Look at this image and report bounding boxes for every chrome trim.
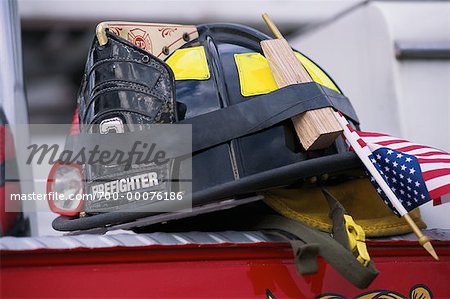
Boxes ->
[395,41,450,60]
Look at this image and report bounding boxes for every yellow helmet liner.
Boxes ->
[262,178,425,237]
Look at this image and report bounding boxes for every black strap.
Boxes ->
[290,240,320,275]
[323,188,351,250]
[251,188,377,289]
[181,82,358,153]
[67,82,357,156]
[252,214,378,289]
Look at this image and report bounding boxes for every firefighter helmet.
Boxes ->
[51,22,361,231]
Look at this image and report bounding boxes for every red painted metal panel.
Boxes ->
[0,183,21,235]
[1,241,449,298]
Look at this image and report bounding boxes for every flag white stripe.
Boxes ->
[358,132,450,156]
[349,131,361,139]
[372,140,419,147]
[406,148,450,156]
[367,143,383,152]
[420,163,450,172]
[375,141,437,152]
[360,135,404,144]
[359,137,423,149]
[416,154,450,160]
[366,141,450,157]
[426,174,450,191]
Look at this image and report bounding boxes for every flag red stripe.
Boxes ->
[422,168,450,180]
[346,124,355,133]
[357,138,367,148]
[416,151,450,157]
[370,140,449,157]
[433,197,442,206]
[396,145,435,152]
[375,139,410,146]
[355,131,388,137]
[418,158,450,164]
[429,185,450,199]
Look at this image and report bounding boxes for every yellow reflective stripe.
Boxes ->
[166,46,210,80]
[234,52,278,96]
[293,52,340,93]
[344,214,371,266]
[234,51,340,97]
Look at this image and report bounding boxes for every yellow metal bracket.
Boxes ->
[344,214,371,266]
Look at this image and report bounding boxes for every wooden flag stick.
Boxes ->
[334,111,439,260]
[403,213,438,260]
[260,13,342,150]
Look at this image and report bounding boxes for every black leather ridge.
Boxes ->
[78,31,177,127]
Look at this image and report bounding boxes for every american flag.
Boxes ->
[336,112,450,216]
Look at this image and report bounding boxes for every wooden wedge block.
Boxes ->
[261,38,342,150]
